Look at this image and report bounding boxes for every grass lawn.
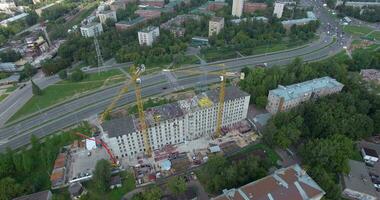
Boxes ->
[202,48,239,62]
[343,25,380,40]
[368,31,380,41]
[343,25,373,36]
[5,85,18,93]
[8,69,125,123]
[0,94,9,102]
[228,143,281,166]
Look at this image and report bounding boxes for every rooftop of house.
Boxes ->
[102,86,249,137]
[358,140,380,157]
[281,11,317,25]
[68,182,84,197]
[116,16,146,25]
[13,190,51,200]
[213,164,325,200]
[363,147,379,158]
[81,22,101,29]
[210,16,224,22]
[139,26,158,33]
[110,175,122,186]
[269,76,344,101]
[342,159,378,198]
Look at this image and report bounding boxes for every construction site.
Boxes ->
[50,65,260,188]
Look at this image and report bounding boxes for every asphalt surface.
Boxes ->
[0,1,351,152]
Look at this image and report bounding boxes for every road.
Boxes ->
[0,1,350,151]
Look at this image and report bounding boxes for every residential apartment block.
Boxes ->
[266,76,344,114]
[138,26,160,46]
[212,164,325,200]
[273,2,285,18]
[80,22,103,38]
[232,0,244,17]
[97,10,117,24]
[209,17,224,37]
[102,86,250,158]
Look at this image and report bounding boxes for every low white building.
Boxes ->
[102,86,250,159]
[209,17,224,37]
[80,22,103,38]
[361,147,379,164]
[266,76,344,114]
[138,26,160,46]
[97,10,117,24]
[273,2,285,18]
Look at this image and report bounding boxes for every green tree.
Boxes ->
[31,79,42,95]
[167,176,187,197]
[0,49,21,62]
[300,134,354,174]
[92,159,111,193]
[58,70,68,80]
[0,177,23,200]
[70,69,85,82]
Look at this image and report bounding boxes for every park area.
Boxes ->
[343,25,380,41]
[196,143,280,195]
[8,69,126,123]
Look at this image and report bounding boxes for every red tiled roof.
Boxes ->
[213,165,324,200]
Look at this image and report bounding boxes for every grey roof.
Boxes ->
[210,16,224,22]
[68,182,83,196]
[13,190,51,200]
[103,116,136,137]
[81,22,101,29]
[206,86,250,103]
[359,141,380,156]
[139,26,158,33]
[110,175,122,186]
[363,147,379,158]
[269,76,344,101]
[0,62,16,72]
[0,73,19,84]
[342,160,378,197]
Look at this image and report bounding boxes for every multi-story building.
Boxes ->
[209,17,224,37]
[97,10,117,24]
[110,0,126,11]
[243,2,267,14]
[232,0,244,17]
[266,76,344,114]
[273,2,285,18]
[213,164,325,200]
[102,86,250,158]
[80,22,103,38]
[138,26,160,46]
[135,9,161,20]
[281,11,317,30]
[115,17,146,31]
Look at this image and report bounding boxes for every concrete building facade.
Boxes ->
[209,17,224,37]
[97,10,117,24]
[80,22,103,37]
[102,87,250,158]
[266,76,344,114]
[232,0,244,17]
[273,2,285,18]
[138,26,160,46]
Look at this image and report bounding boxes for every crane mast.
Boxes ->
[215,73,226,138]
[132,66,152,157]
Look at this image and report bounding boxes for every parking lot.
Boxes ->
[68,147,110,182]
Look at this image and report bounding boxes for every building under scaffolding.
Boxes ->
[102,86,250,159]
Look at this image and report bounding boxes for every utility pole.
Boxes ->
[94,37,104,72]
[40,21,52,47]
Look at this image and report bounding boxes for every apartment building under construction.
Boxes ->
[101,86,250,159]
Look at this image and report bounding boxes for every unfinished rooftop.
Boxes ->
[102,86,249,137]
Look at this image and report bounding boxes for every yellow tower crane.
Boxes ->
[170,65,244,138]
[130,65,152,157]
